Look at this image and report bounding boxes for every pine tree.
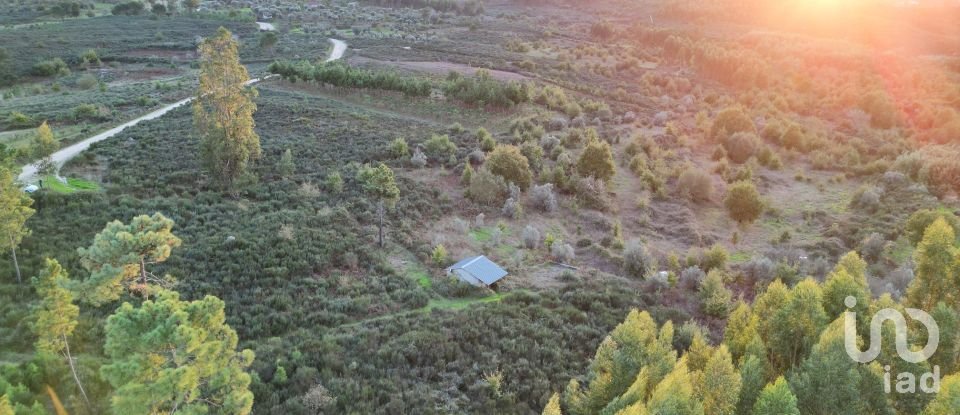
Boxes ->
[101,289,255,415]
[77,213,182,305]
[751,377,799,415]
[577,138,616,183]
[700,345,741,415]
[906,217,959,310]
[542,393,562,415]
[31,259,89,407]
[194,27,261,188]
[0,167,34,284]
[357,163,400,248]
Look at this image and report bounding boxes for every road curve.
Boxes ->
[18,38,347,183]
[327,39,347,62]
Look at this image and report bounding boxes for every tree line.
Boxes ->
[268,60,533,108]
[546,218,960,415]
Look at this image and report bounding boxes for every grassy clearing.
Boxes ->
[424,292,507,311]
[42,175,99,194]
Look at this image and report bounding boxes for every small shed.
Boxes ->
[446,255,508,287]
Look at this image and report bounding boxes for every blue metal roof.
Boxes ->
[447,255,508,285]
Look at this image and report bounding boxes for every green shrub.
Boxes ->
[677,167,713,203]
[710,107,755,143]
[30,58,70,77]
[6,111,36,129]
[423,134,457,163]
[388,137,409,158]
[780,124,806,151]
[724,181,763,224]
[76,74,98,90]
[859,90,897,129]
[432,244,448,267]
[467,168,507,206]
[485,145,532,190]
[72,103,99,120]
[112,1,145,15]
[701,243,728,272]
[722,132,759,164]
[576,139,615,183]
[325,171,343,194]
[623,239,655,278]
[699,270,733,317]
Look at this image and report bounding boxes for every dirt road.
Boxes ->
[18,38,347,183]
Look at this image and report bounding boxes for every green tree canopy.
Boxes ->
[358,163,401,247]
[710,107,755,143]
[31,121,59,160]
[31,258,89,406]
[766,279,827,371]
[821,252,870,320]
[77,213,182,305]
[194,27,261,188]
[645,358,704,415]
[699,345,741,415]
[788,319,884,415]
[724,181,763,224]
[751,377,799,415]
[577,139,616,183]
[486,145,532,190]
[904,209,960,246]
[101,289,255,415]
[906,217,959,310]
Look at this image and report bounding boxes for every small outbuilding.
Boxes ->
[446,255,508,287]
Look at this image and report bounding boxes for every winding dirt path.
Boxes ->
[18,37,348,183]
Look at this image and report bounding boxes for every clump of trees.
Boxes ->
[443,70,532,108]
[111,1,145,15]
[30,58,70,77]
[268,61,432,97]
[553,244,960,415]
